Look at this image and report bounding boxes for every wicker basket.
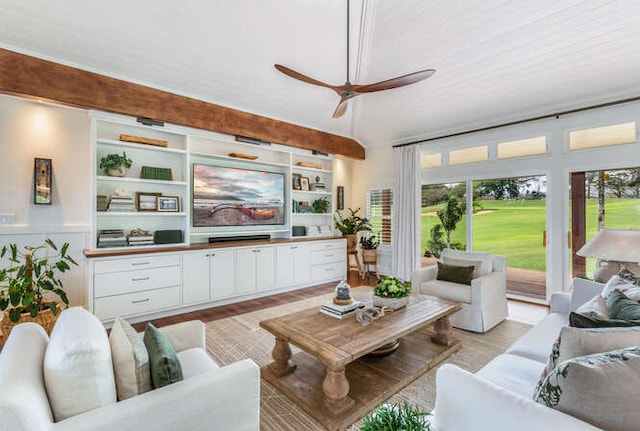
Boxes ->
[372,294,410,310]
[1,303,61,339]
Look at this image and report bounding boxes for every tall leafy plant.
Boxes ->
[436,195,464,249]
[334,207,372,235]
[0,239,78,322]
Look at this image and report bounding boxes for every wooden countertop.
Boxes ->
[83,236,345,258]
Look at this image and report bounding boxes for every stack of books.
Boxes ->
[97,229,127,248]
[127,232,155,246]
[107,195,135,212]
[319,300,365,319]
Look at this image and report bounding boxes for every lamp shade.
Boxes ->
[576,229,640,262]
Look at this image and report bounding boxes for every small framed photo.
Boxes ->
[34,158,52,205]
[136,192,161,211]
[300,176,310,191]
[292,174,302,190]
[157,196,179,212]
[337,186,344,210]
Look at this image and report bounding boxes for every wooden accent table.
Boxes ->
[260,293,462,430]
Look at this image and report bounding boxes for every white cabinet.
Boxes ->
[276,243,312,287]
[91,252,182,321]
[236,246,276,293]
[310,239,347,282]
[183,249,236,305]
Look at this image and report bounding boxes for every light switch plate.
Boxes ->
[0,214,14,224]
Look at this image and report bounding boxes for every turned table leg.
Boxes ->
[323,366,351,409]
[431,315,454,346]
[269,337,297,376]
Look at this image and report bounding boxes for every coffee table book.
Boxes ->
[319,300,364,319]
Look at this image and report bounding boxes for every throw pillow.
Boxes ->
[442,256,483,279]
[109,317,152,400]
[143,322,184,389]
[575,294,609,319]
[534,346,640,431]
[606,289,640,320]
[601,275,640,300]
[569,311,640,328]
[441,249,493,275]
[617,267,640,286]
[436,262,475,285]
[44,307,117,421]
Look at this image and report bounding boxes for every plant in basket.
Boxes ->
[0,239,78,336]
[372,275,411,310]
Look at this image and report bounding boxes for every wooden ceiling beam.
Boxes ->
[0,48,365,159]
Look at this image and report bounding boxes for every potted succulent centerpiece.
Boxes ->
[99,151,132,177]
[0,239,78,338]
[372,275,411,310]
[334,207,372,252]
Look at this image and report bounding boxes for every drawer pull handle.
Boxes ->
[131,262,150,266]
[325,267,333,272]
[132,298,150,304]
[131,277,150,282]
[326,254,334,258]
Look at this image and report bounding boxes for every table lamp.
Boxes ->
[576,228,640,282]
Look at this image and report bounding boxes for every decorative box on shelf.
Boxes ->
[140,166,173,181]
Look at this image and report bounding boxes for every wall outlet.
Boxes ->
[0,214,14,224]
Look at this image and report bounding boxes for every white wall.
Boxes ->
[0,95,91,307]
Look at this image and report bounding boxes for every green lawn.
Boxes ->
[421,199,640,271]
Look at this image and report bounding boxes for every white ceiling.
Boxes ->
[2,0,640,148]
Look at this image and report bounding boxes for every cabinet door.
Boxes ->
[210,249,236,299]
[294,243,312,285]
[256,246,276,291]
[276,245,296,287]
[236,248,258,294]
[182,251,211,305]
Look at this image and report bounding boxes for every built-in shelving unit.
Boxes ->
[91,111,336,250]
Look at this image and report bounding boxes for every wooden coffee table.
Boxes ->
[260,292,462,430]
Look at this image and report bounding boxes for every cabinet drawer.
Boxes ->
[312,262,346,281]
[94,286,181,321]
[94,266,180,297]
[310,240,345,252]
[311,249,346,265]
[94,254,180,274]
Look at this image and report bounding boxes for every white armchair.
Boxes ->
[412,249,508,332]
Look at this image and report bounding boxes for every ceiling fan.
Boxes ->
[274,0,435,119]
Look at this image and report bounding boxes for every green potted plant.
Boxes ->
[361,401,431,431]
[312,197,330,214]
[99,151,133,177]
[0,239,78,337]
[373,275,411,310]
[334,207,372,251]
[360,234,379,264]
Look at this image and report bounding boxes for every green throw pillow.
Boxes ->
[143,323,184,389]
[436,262,475,285]
[606,289,640,320]
[569,311,640,328]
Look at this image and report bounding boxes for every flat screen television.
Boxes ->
[192,163,285,227]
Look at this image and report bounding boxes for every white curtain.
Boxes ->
[392,144,421,281]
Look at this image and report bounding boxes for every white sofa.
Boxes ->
[0,310,260,431]
[431,278,606,430]
[412,249,508,332]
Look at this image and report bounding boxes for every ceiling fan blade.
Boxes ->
[353,69,436,93]
[274,64,342,95]
[332,96,350,119]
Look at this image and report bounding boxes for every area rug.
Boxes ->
[205,287,532,430]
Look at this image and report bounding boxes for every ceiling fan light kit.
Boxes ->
[275,0,435,118]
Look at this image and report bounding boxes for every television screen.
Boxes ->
[192,164,285,227]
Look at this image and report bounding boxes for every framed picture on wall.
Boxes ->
[337,186,344,210]
[34,158,52,205]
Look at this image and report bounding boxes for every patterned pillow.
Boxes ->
[601,275,640,301]
[617,267,640,287]
[109,317,152,400]
[575,294,609,319]
[534,346,640,431]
